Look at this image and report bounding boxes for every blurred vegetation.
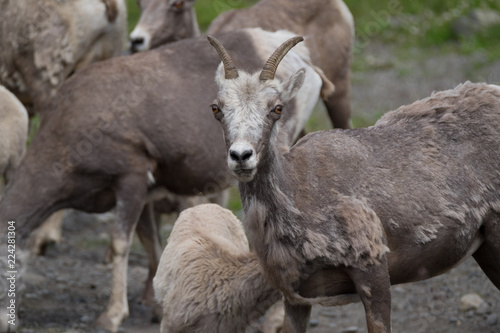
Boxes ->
[27,114,40,145]
[126,0,140,32]
[345,0,500,58]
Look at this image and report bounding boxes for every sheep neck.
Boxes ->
[239,134,303,247]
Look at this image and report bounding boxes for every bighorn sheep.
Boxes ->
[208,35,500,333]
[130,0,352,128]
[0,0,128,256]
[0,0,127,111]
[130,0,200,52]
[0,28,324,332]
[154,203,282,333]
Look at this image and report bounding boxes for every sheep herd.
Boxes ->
[1,1,500,333]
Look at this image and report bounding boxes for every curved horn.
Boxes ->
[207,35,239,80]
[259,36,304,81]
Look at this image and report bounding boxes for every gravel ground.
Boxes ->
[18,209,500,333]
[15,43,500,333]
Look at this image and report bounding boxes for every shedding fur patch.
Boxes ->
[102,0,119,22]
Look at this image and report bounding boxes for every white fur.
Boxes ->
[337,0,355,41]
[0,85,28,184]
[213,29,323,181]
[249,29,323,140]
[130,25,152,52]
[489,84,500,93]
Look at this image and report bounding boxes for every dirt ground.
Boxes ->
[15,42,500,333]
[18,208,500,333]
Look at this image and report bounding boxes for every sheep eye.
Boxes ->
[172,0,184,9]
[273,105,283,114]
[211,104,220,114]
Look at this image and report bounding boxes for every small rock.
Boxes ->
[449,317,458,323]
[80,314,93,323]
[342,326,359,333]
[309,318,319,327]
[459,293,484,312]
[476,301,490,315]
[319,307,338,318]
[466,310,475,318]
[487,314,498,326]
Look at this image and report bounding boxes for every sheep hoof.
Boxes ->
[95,313,122,333]
[28,228,62,256]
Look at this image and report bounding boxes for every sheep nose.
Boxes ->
[229,149,253,163]
[130,37,145,52]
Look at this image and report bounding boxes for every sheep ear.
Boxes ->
[214,63,226,87]
[281,68,306,102]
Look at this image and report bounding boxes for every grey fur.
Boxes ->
[213,48,500,333]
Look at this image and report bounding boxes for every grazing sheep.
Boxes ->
[0,0,127,256]
[0,29,324,332]
[208,35,500,333]
[130,0,351,128]
[154,203,282,333]
[0,0,127,111]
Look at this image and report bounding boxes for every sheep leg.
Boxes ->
[136,202,162,307]
[282,300,311,333]
[473,219,500,290]
[324,84,352,129]
[95,174,147,332]
[28,210,64,255]
[347,258,391,333]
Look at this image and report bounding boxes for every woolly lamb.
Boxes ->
[154,203,281,333]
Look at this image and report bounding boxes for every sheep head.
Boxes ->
[130,0,198,52]
[208,35,306,182]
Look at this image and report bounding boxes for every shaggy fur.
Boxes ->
[0,29,323,333]
[212,39,500,333]
[154,204,281,333]
[0,0,127,111]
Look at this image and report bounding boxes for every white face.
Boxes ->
[212,67,305,182]
[130,0,196,52]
